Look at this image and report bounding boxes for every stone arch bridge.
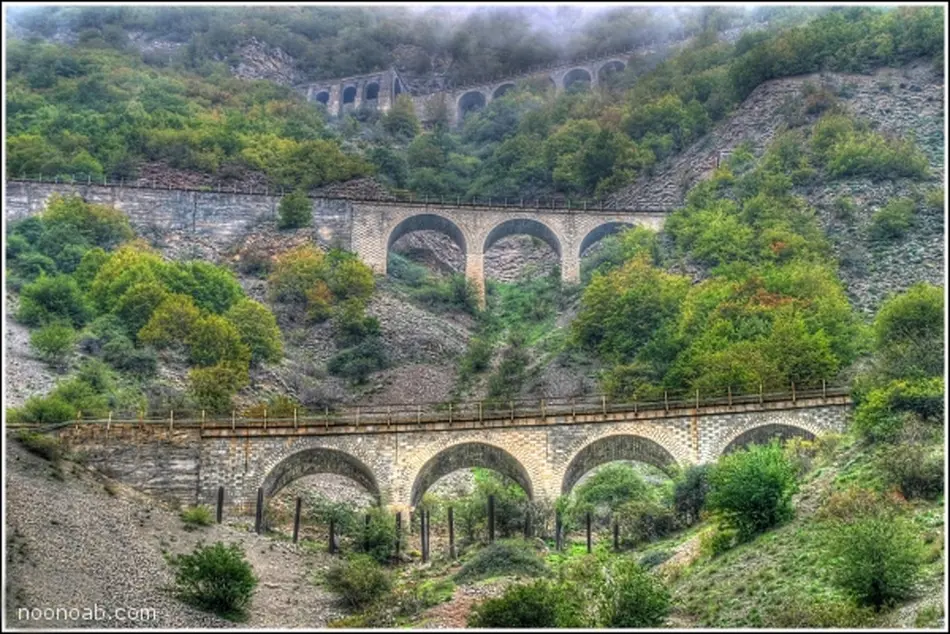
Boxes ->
[51,389,851,517]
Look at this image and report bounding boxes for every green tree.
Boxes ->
[276,189,312,230]
[224,299,283,365]
[382,94,420,139]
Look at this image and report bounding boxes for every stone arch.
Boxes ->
[314,91,330,105]
[387,214,468,257]
[365,82,380,101]
[342,85,357,105]
[579,221,635,257]
[722,424,817,456]
[563,68,593,91]
[457,90,487,120]
[493,83,516,99]
[409,442,533,507]
[483,218,562,259]
[598,60,626,81]
[260,447,380,503]
[561,434,679,495]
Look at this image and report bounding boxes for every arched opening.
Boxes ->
[561,435,679,495]
[387,214,467,279]
[598,60,626,82]
[410,442,533,507]
[563,68,593,92]
[723,424,817,456]
[364,82,380,101]
[314,91,330,105]
[457,91,487,120]
[260,447,379,544]
[492,83,516,99]
[483,218,561,283]
[342,85,357,105]
[579,222,635,258]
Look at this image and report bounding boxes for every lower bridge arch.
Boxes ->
[561,434,680,495]
[409,442,533,507]
[722,423,817,456]
[260,447,381,504]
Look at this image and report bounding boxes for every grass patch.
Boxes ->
[454,539,549,584]
[180,505,214,529]
[15,429,64,462]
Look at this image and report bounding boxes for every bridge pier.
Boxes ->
[465,251,486,308]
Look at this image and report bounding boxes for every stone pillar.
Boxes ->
[466,251,486,308]
[561,253,580,285]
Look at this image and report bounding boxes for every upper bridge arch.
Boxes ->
[457,90,488,120]
[598,59,627,81]
[722,424,817,456]
[492,83,517,99]
[387,213,469,256]
[563,68,593,92]
[579,221,635,257]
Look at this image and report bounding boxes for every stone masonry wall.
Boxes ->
[53,398,850,514]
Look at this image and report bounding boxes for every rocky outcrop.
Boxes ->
[232,37,302,86]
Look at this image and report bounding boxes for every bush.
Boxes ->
[30,321,76,365]
[181,505,214,529]
[467,579,584,628]
[277,189,312,230]
[18,274,92,327]
[101,337,158,378]
[113,281,169,339]
[188,363,250,413]
[853,378,944,442]
[8,394,76,425]
[40,194,134,250]
[15,429,63,461]
[169,542,258,619]
[869,198,916,241]
[638,550,673,569]
[572,463,651,521]
[706,441,798,541]
[761,593,875,628]
[224,299,283,365]
[617,499,677,546]
[357,506,398,564]
[827,510,924,609]
[325,554,392,610]
[268,244,327,306]
[138,294,201,348]
[327,336,387,384]
[873,283,944,381]
[876,443,944,501]
[923,186,943,212]
[186,314,250,368]
[454,539,550,584]
[673,463,711,526]
[596,559,671,627]
[699,524,739,557]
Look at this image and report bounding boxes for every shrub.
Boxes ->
[873,283,944,380]
[876,443,944,501]
[617,499,677,547]
[467,579,584,628]
[30,321,76,365]
[853,378,944,442]
[827,510,924,609]
[8,394,76,425]
[101,337,158,378]
[816,487,908,523]
[869,198,915,241]
[113,281,169,339]
[325,554,392,610]
[325,254,375,303]
[224,299,283,365]
[186,315,251,368]
[572,463,651,521]
[923,186,943,212]
[268,244,326,306]
[188,363,250,413]
[169,541,258,619]
[173,260,245,315]
[596,559,671,627]
[356,506,398,564]
[699,524,739,557]
[327,337,387,384]
[15,429,63,462]
[761,593,875,628]
[673,463,711,526]
[277,189,312,230]
[138,294,201,348]
[12,251,58,283]
[832,196,856,221]
[40,194,134,250]
[460,336,493,374]
[181,505,214,529]
[638,550,673,569]
[454,539,549,584]
[706,441,798,541]
[18,274,92,327]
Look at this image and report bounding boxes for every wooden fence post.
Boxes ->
[586,512,592,554]
[488,495,496,543]
[254,487,264,534]
[555,511,562,551]
[216,486,224,524]
[448,507,456,559]
[329,518,336,554]
[293,497,302,543]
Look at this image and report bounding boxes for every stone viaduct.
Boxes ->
[50,391,851,517]
[295,42,680,127]
[6,180,670,305]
